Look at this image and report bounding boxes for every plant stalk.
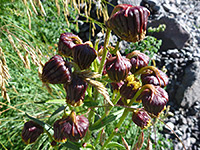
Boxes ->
[101,84,150,149]
[98,29,111,74]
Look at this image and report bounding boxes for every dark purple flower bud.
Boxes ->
[106,51,132,82]
[132,109,151,129]
[64,74,88,106]
[117,97,128,106]
[106,4,150,42]
[139,85,169,116]
[73,44,97,70]
[141,69,169,87]
[21,121,43,144]
[53,111,89,142]
[58,32,83,57]
[42,55,72,84]
[53,118,67,142]
[126,51,150,73]
[111,81,124,92]
[120,75,141,100]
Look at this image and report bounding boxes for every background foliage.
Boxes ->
[0,0,172,149]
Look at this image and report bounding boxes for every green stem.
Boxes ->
[101,108,129,150]
[101,85,150,149]
[92,92,121,127]
[112,39,121,54]
[98,29,111,74]
[44,129,58,150]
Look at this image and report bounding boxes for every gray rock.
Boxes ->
[118,0,142,6]
[162,3,179,15]
[147,16,190,50]
[143,0,158,6]
[175,61,200,107]
[164,122,175,131]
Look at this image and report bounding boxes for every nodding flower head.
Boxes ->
[120,75,141,100]
[64,74,88,106]
[106,51,132,82]
[106,4,150,43]
[126,51,150,73]
[111,81,124,92]
[132,108,151,129]
[42,55,72,84]
[141,68,169,88]
[53,111,89,142]
[72,44,97,70]
[21,121,43,144]
[58,32,83,57]
[138,85,169,117]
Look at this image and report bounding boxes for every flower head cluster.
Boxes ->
[41,33,97,106]
[22,3,170,147]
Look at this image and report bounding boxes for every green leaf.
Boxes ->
[106,142,126,150]
[89,109,124,131]
[46,99,66,104]
[25,113,53,134]
[62,141,82,150]
[47,105,65,124]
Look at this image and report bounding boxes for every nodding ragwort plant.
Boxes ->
[20,3,176,150]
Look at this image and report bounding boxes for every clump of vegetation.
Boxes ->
[0,1,176,150]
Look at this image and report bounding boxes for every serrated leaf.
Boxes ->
[106,142,126,150]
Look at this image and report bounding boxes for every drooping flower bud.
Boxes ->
[53,118,67,142]
[126,51,150,73]
[106,51,132,82]
[117,97,129,106]
[42,55,72,84]
[53,111,89,142]
[139,85,169,116]
[64,74,88,106]
[111,81,124,92]
[132,109,151,129]
[72,44,97,70]
[120,75,141,100]
[106,4,150,43]
[58,32,83,57]
[141,69,169,87]
[21,121,43,144]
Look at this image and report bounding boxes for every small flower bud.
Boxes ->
[141,69,169,87]
[58,32,82,57]
[21,121,43,144]
[73,44,97,70]
[117,97,128,106]
[64,74,88,106]
[111,81,124,92]
[132,109,151,129]
[106,5,150,42]
[42,55,72,84]
[139,85,169,116]
[53,111,89,142]
[126,51,150,73]
[106,51,132,82]
[120,75,141,100]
